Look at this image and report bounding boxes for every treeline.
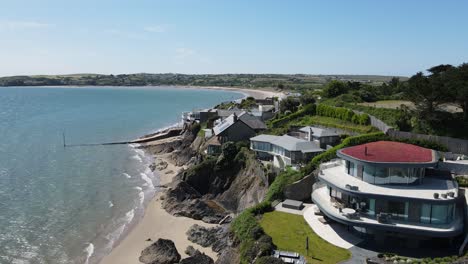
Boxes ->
[0,73,401,89]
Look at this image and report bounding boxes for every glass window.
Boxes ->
[431,205,448,224]
[374,167,389,184]
[347,161,356,176]
[420,204,431,224]
[389,167,407,184]
[363,166,375,184]
[388,201,408,220]
[367,199,375,216]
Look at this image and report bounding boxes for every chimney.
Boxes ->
[233,113,238,122]
[308,127,313,141]
[365,146,368,156]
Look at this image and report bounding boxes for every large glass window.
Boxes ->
[252,141,271,152]
[374,167,389,184]
[420,204,431,224]
[363,166,375,183]
[389,167,407,184]
[346,161,356,177]
[420,203,455,225]
[431,205,448,224]
[388,201,408,220]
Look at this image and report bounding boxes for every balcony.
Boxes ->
[312,186,464,237]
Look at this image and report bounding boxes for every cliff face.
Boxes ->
[175,143,268,213]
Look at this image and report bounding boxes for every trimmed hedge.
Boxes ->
[269,103,316,128]
[316,104,370,125]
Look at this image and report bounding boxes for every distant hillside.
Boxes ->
[0,73,408,89]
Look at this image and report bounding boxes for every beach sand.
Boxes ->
[99,87,278,264]
[99,153,218,264]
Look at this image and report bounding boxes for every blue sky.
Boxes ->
[0,0,467,77]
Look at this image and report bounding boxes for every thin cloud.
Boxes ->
[174,48,213,65]
[175,48,195,60]
[106,29,146,40]
[144,25,168,33]
[0,20,52,31]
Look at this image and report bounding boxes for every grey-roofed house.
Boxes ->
[207,113,256,155]
[311,141,464,248]
[238,112,267,132]
[250,134,324,170]
[297,126,340,148]
[216,109,244,120]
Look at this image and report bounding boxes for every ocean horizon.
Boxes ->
[0,86,243,264]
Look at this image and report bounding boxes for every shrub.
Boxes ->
[269,103,316,128]
[316,104,370,125]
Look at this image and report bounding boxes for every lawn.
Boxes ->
[260,211,351,264]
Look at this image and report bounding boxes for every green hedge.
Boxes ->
[269,103,316,128]
[316,104,370,125]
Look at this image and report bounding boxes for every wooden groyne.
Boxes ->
[64,126,184,147]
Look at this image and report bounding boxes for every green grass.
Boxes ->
[260,211,351,264]
[294,115,378,134]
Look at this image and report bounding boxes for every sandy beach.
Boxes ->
[100,153,218,264]
[99,86,277,264]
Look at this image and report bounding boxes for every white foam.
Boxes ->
[84,243,94,264]
[134,186,143,191]
[138,191,145,205]
[129,143,141,148]
[125,209,135,224]
[134,149,145,157]
[123,173,132,179]
[140,173,154,189]
[131,155,143,163]
[108,201,114,208]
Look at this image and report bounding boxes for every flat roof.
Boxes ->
[320,164,458,201]
[250,134,323,153]
[299,126,339,137]
[339,141,436,164]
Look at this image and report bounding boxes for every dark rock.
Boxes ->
[215,247,240,264]
[162,182,226,224]
[179,251,214,264]
[186,224,224,248]
[146,238,152,241]
[184,245,199,257]
[139,239,181,264]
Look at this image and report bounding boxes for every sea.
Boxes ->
[0,86,244,264]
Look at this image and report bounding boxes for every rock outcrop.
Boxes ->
[139,239,181,264]
[179,251,214,264]
[186,224,230,253]
[162,182,227,223]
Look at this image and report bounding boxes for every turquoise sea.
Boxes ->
[0,86,243,264]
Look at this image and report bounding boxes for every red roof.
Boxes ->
[340,141,434,163]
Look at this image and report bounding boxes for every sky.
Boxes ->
[0,0,467,77]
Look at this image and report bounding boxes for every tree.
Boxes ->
[448,63,468,120]
[299,91,316,105]
[279,97,300,113]
[406,66,452,117]
[323,80,348,98]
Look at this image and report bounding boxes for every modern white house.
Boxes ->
[291,126,340,149]
[250,134,323,170]
[312,141,464,247]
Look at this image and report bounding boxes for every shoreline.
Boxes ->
[2,84,284,100]
[97,86,279,264]
[99,153,219,264]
